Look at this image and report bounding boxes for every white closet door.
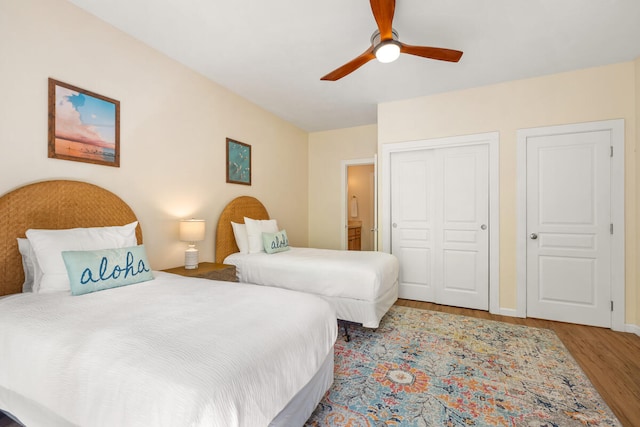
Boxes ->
[391,150,434,301]
[436,145,489,310]
[391,144,489,310]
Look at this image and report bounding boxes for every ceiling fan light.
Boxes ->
[375,41,400,63]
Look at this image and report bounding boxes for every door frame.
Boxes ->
[381,132,500,314]
[341,157,377,250]
[516,119,625,331]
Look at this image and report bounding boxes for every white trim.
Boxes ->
[373,154,379,251]
[610,121,626,331]
[341,157,376,250]
[626,323,640,337]
[516,119,625,331]
[381,132,500,314]
[515,132,528,318]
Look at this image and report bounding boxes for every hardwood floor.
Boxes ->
[396,299,640,427]
[2,300,639,426]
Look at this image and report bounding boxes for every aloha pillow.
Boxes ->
[62,245,154,296]
[231,221,250,254]
[244,217,278,254]
[25,222,138,293]
[262,230,290,254]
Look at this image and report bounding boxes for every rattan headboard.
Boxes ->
[0,180,142,296]
[215,196,269,263]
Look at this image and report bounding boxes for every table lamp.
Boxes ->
[180,219,206,269]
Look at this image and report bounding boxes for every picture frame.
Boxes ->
[48,78,120,167]
[226,138,251,185]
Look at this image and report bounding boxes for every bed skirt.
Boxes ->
[269,347,334,426]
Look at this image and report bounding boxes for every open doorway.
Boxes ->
[342,157,377,251]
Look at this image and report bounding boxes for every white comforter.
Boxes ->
[225,247,399,301]
[0,272,337,427]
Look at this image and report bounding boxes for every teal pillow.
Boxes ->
[62,245,154,296]
[262,229,290,254]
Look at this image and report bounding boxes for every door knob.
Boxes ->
[480,224,487,230]
[392,223,397,228]
[530,233,538,240]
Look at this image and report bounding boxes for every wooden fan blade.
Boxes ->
[320,47,376,81]
[370,0,395,40]
[400,43,463,62]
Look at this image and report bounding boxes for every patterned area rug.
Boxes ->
[305,306,620,427]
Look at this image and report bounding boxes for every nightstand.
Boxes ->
[162,262,238,282]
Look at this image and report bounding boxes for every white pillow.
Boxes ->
[25,221,138,293]
[244,217,278,254]
[17,238,42,292]
[231,222,250,254]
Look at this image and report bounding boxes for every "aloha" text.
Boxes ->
[271,234,288,249]
[80,251,150,284]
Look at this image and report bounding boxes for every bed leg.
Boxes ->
[341,321,350,342]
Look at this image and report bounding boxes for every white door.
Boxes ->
[391,144,489,310]
[525,131,612,327]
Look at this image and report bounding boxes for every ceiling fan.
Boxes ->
[320,0,463,81]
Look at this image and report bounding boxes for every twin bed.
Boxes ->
[0,181,399,426]
[0,181,337,427]
[215,196,399,329]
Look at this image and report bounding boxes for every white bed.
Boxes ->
[0,273,336,427]
[215,196,399,329]
[0,180,337,427]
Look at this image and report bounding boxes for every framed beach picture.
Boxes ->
[48,78,120,167]
[226,138,251,185]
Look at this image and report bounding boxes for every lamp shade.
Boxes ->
[180,219,206,242]
[374,41,400,63]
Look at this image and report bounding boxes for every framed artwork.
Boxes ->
[226,138,251,185]
[48,78,120,167]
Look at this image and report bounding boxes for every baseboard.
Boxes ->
[625,323,640,337]
[494,309,640,335]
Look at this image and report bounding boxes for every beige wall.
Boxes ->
[4,1,638,328]
[0,0,308,270]
[308,125,377,248]
[378,62,639,325]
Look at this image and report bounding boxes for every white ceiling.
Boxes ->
[67,0,640,132]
